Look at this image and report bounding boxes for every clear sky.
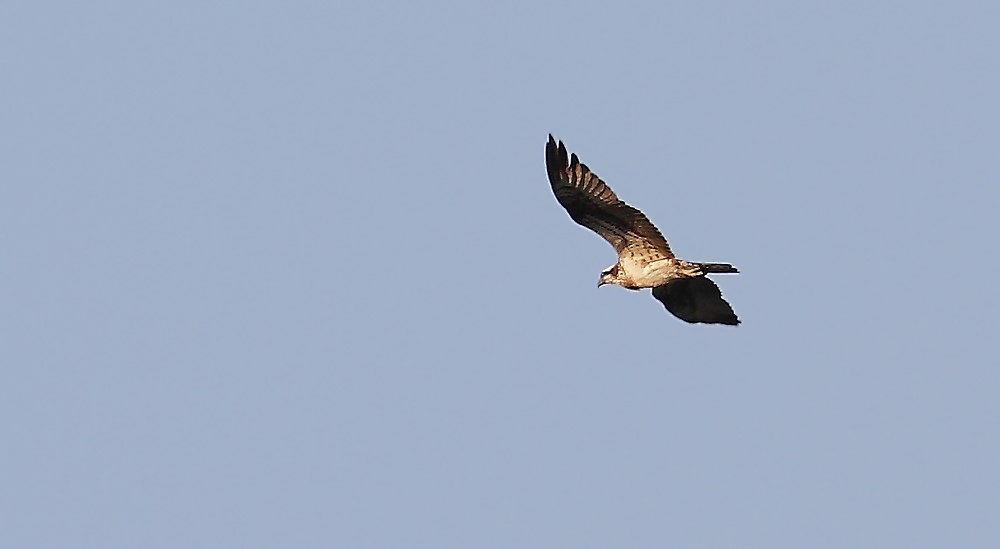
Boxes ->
[2,1,998,547]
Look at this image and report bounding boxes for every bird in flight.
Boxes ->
[545,134,741,325]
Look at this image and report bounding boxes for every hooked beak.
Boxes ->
[597,278,607,288]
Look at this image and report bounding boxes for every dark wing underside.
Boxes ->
[545,135,673,260]
[651,277,740,325]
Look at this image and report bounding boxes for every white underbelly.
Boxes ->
[620,257,674,287]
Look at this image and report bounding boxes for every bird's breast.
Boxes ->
[619,257,676,288]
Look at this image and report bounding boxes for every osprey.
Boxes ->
[545,135,741,325]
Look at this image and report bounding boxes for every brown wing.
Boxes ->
[651,277,740,325]
[545,135,673,260]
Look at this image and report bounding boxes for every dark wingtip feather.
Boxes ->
[545,134,567,185]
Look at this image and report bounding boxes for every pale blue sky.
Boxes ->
[2,1,999,547]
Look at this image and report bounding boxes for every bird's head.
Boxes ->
[598,264,619,288]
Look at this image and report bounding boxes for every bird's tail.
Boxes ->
[696,262,739,274]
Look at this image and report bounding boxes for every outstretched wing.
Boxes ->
[545,135,673,260]
[651,277,740,325]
